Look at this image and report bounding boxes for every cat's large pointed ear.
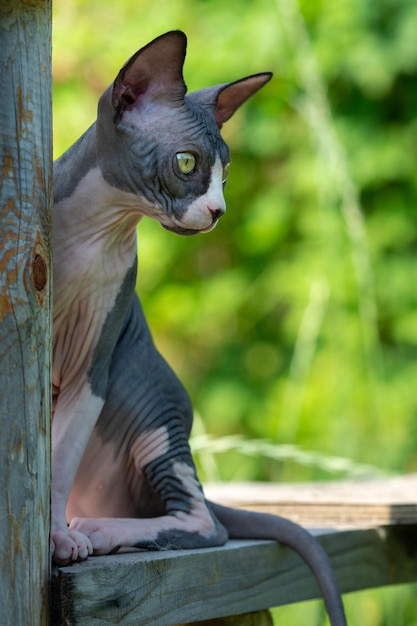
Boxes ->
[188,73,272,128]
[112,31,187,120]
[215,73,272,127]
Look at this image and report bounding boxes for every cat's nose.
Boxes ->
[208,206,225,223]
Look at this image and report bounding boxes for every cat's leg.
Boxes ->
[70,453,227,555]
[51,383,105,564]
[68,296,228,554]
[69,427,228,554]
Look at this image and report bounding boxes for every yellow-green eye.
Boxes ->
[222,163,230,184]
[176,152,196,175]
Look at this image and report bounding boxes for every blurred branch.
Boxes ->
[275,0,385,426]
[280,278,330,440]
[191,433,386,479]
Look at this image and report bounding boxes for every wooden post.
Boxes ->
[0,1,52,624]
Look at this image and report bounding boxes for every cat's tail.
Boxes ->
[209,501,347,626]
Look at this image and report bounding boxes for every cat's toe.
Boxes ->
[69,517,121,556]
[52,529,93,565]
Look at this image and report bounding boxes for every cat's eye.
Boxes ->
[176,152,196,175]
[222,163,230,185]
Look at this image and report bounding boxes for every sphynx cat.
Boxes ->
[52,31,347,626]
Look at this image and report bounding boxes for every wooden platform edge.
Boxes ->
[51,522,417,625]
[204,474,417,528]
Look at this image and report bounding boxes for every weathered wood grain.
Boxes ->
[205,474,417,528]
[51,522,417,625]
[0,1,52,624]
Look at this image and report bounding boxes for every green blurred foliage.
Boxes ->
[53,0,417,623]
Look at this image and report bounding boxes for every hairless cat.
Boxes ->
[52,30,347,626]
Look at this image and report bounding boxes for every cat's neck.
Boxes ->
[53,124,152,255]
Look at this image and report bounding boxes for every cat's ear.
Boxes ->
[111,31,187,120]
[215,73,272,127]
[188,73,272,128]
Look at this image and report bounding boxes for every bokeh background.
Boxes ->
[53,0,417,623]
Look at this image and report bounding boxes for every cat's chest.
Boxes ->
[52,170,139,393]
[52,247,136,394]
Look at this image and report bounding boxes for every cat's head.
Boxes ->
[96,31,272,235]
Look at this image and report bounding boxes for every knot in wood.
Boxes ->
[32,254,47,291]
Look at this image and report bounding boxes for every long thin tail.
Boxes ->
[209,502,347,626]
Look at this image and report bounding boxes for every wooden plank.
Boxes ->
[0,1,52,625]
[205,474,417,528]
[177,611,274,625]
[51,523,417,625]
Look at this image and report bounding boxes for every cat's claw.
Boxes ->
[51,529,93,565]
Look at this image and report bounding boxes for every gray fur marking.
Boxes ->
[88,261,137,399]
[54,125,97,204]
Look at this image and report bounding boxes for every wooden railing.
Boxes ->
[51,475,417,625]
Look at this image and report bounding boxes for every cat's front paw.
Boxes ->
[69,517,122,556]
[51,528,93,565]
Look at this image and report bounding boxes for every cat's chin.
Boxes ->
[161,223,216,236]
